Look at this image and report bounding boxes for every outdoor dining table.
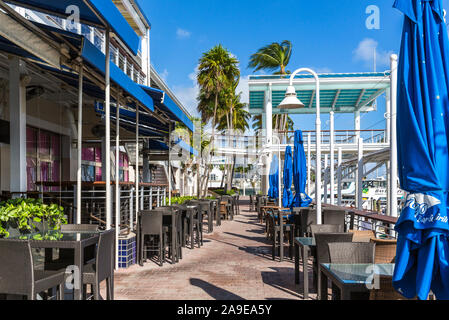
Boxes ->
[319,263,395,300]
[294,237,315,300]
[9,229,102,300]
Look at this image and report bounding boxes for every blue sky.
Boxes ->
[137,0,449,132]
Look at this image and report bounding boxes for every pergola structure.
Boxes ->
[248,71,398,217]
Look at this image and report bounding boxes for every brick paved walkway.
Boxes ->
[113,200,316,300]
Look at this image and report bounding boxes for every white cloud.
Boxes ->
[172,69,200,118]
[353,38,393,69]
[160,69,169,82]
[176,28,191,39]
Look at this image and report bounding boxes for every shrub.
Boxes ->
[0,198,67,238]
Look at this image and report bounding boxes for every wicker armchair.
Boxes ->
[314,232,354,299]
[349,230,376,242]
[370,238,397,263]
[310,224,343,237]
[328,242,375,264]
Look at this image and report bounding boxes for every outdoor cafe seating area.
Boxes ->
[251,194,409,300]
[136,194,240,267]
[0,193,241,300]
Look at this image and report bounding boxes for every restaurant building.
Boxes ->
[0,0,196,267]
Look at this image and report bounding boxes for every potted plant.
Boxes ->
[0,198,66,239]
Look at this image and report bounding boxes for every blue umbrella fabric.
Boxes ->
[282,146,294,208]
[292,130,312,208]
[267,154,279,199]
[393,0,449,300]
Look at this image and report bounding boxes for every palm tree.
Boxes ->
[248,40,294,135]
[248,40,292,75]
[197,45,240,146]
[215,79,250,192]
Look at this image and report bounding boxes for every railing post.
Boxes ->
[130,187,134,231]
[149,187,153,210]
[73,185,77,225]
[140,186,144,211]
[349,211,355,231]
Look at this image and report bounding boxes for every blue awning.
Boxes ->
[95,103,198,156]
[5,0,140,55]
[81,39,154,112]
[95,102,165,137]
[7,21,154,113]
[140,85,194,132]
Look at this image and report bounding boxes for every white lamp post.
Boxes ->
[279,68,321,224]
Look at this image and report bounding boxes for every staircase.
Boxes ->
[125,143,168,185]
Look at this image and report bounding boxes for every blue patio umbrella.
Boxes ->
[292,130,312,208]
[393,0,449,300]
[282,146,294,208]
[267,154,279,199]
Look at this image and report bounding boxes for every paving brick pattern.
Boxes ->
[112,200,317,300]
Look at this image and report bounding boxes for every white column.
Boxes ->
[134,107,139,229]
[356,138,364,210]
[354,110,361,142]
[105,30,112,230]
[385,89,391,216]
[329,110,335,205]
[76,65,83,224]
[264,84,273,195]
[315,79,322,224]
[168,122,172,205]
[324,154,328,204]
[9,57,27,194]
[307,133,311,196]
[337,147,342,206]
[115,95,120,270]
[390,54,398,217]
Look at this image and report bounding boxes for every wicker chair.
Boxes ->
[328,242,375,300]
[322,209,347,232]
[370,238,397,263]
[328,242,375,264]
[310,224,343,237]
[300,208,317,236]
[82,229,115,300]
[0,240,65,300]
[314,232,354,299]
[349,230,376,242]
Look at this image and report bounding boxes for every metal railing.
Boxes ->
[322,203,398,239]
[2,182,168,236]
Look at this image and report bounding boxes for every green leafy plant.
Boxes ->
[0,198,67,238]
[166,196,217,205]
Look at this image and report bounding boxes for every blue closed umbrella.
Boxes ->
[292,130,312,208]
[393,0,449,300]
[283,146,293,208]
[268,154,279,199]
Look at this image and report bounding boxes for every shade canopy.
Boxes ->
[249,72,390,115]
[6,0,140,55]
[282,146,293,208]
[140,85,194,132]
[0,21,154,113]
[292,130,312,208]
[393,0,449,300]
[268,154,279,199]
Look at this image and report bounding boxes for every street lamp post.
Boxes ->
[279,68,321,224]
